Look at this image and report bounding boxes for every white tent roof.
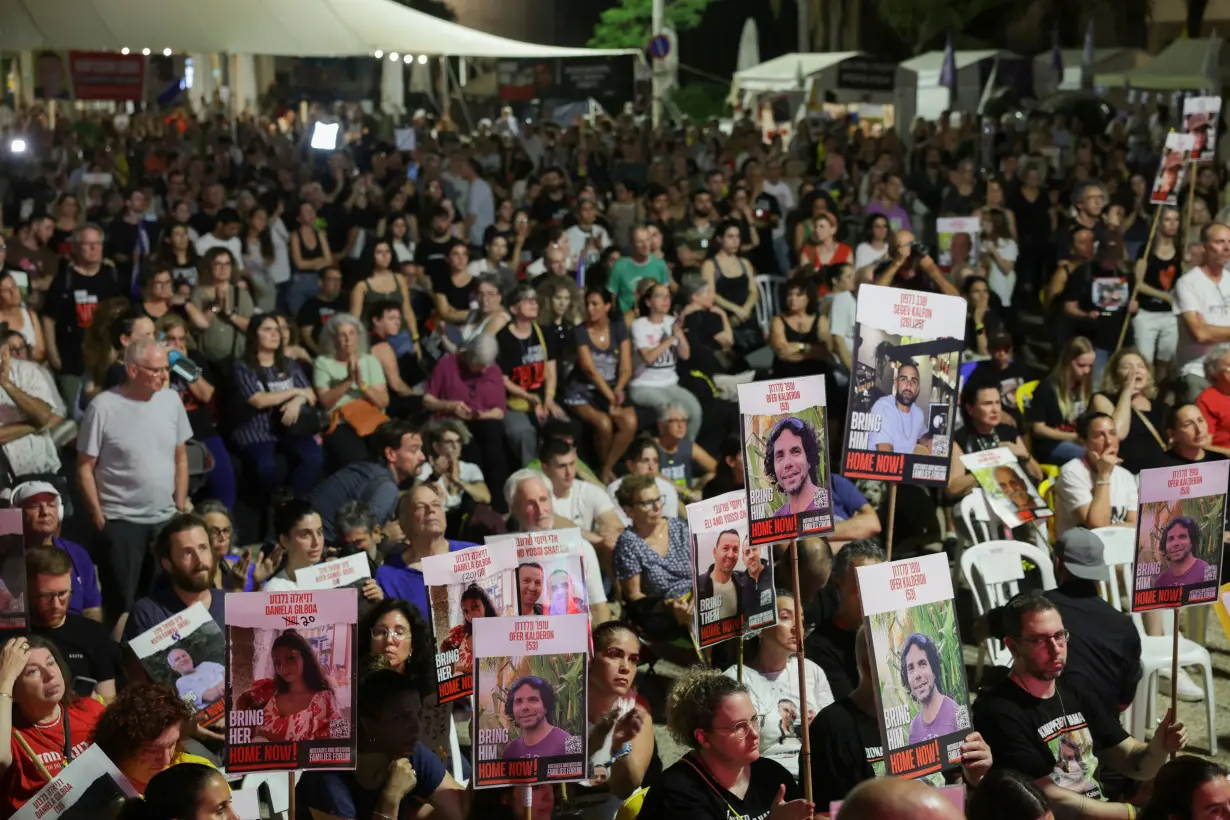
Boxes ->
[732,51,863,93]
[1095,37,1222,90]
[1030,48,1144,68]
[900,49,1018,73]
[0,0,639,58]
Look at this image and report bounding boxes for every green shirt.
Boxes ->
[313,354,386,409]
[608,255,670,313]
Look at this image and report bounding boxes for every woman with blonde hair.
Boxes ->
[314,312,389,469]
[1027,336,1095,464]
[1090,349,1169,473]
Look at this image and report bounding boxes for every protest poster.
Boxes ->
[1183,95,1222,162]
[12,745,137,820]
[1151,132,1196,205]
[472,613,589,788]
[422,541,519,704]
[959,447,1053,529]
[841,284,965,486]
[128,601,226,727]
[296,553,371,591]
[857,553,971,778]
[1131,461,1228,611]
[936,217,980,271]
[737,374,835,546]
[492,529,591,617]
[224,589,358,773]
[0,509,26,633]
[685,491,777,647]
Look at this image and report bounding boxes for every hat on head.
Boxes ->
[10,480,60,507]
[1054,527,1107,580]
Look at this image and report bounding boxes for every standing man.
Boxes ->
[78,339,192,638]
[1175,223,1230,401]
[501,676,577,759]
[461,158,494,252]
[12,481,101,621]
[869,363,930,454]
[696,529,742,621]
[766,417,827,515]
[105,188,156,290]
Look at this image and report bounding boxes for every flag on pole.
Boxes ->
[1050,27,1064,82]
[1080,20,1094,88]
[940,32,957,97]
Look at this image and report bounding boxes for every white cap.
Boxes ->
[9,480,59,506]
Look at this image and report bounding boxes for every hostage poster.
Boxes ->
[737,374,835,546]
[295,553,371,591]
[841,284,965,486]
[1131,461,1228,611]
[128,601,226,728]
[492,529,591,617]
[422,541,519,704]
[685,491,777,647]
[1184,95,1222,162]
[12,745,137,820]
[857,553,971,779]
[959,447,1052,530]
[0,509,26,633]
[224,589,359,773]
[472,613,589,789]
[1151,132,1196,205]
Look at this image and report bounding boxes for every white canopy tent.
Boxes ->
[730,51,863,97]
[895,49,1019,126]
[1094,37,1223,91]
[1031,48,1149,97]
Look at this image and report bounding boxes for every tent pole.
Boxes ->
[444,58,474,133]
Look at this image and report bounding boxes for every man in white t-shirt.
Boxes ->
[193,207,244,263]
[868,363,930,454]
[563,198,611,267]
[540,438,624,560]
[1054,411,1139,536]
[1174,222,1230,401]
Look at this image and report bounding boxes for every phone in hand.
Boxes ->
[72,676,98,699]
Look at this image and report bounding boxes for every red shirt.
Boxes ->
[802,242,853,270]
[1198,386,1230,448]
[2,698,105,818]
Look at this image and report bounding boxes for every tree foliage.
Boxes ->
[587,0,714,50]
[872,0,1013,54]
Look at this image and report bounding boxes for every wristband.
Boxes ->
[606,741,633,768]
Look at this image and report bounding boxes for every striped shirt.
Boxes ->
[230,359,312,448]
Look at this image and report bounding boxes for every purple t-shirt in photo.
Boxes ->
[503,726,574,759]
[908,695,960,744]
[1156,558,1212,589]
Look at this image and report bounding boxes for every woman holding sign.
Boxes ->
[262,501,384,602]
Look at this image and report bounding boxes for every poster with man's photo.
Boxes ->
[224,589,359,773]
[685,491,776,647]
[936,217,980,272]
[422,541,518,704]
[737,374,835,546]
[841,285,966,486]
[0,509,26,633]
[12,745,137,820]
[1183,95,1222,162]
[1151,132,1196,205]
[857,553,971,779]
[490,529,590,618]
[1131,461,1229,611]
[128,601,227,728]
[472,613,589,788]
[959,447,1052,529]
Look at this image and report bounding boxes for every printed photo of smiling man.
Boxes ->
[869,361,930,455]
[1154,516,1210,589]
[764,417,826,518]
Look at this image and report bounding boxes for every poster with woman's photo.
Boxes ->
[224,589,359,773]
[841,285,966,486]
[128,601,227,728]
[422,541,518,704]
[1183,95,1222,162]
[0,509,27,633]
[1131,461,1229,611]
[491,529,590,618]
[737,374,835,546]
[959,447,1052,529]
[936,217,980,271]
[12,745,137,820]
[472,613,589,789]
[685,491,777,647]
[1151,132,1196,205]
[857,553,971,779]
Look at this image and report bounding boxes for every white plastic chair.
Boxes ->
[1088,527,1217,753]
[960,540,1056,683]
[753,274,785,336]
[957,490,996,546]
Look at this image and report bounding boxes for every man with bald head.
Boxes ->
[837,776,964,820]
[1175,222,1230,401]
[873,229,960,296]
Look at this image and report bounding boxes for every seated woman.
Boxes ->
[419,418,491,522]
[314,313,390,470]
[0,270,45,363]
[628,282,701,441]
[349,238,420,356]
[769,275,829,380]
[613,474,692,633]
[275,311,315,370]
[608,437,683,525]
[678,278,736,378]
[231,315,324,503]
[1089,349,1169,474]
[450,273,509,347]
[92,683,213,795]
[466,231,517,293]
[963,275,1005,358]
[0,636,106,815]
[700,219,761,357]
[234,630,342,742]
[115,762,238,820]
[296,669,465,820]
[367,300,424,419]
[432,240,477,348]
[262,500,385,603]
[1028,336,1095,465]
[537,276,581,381]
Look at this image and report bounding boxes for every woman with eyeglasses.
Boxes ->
[419,417,490,517]
[639,668,813,820]
[0,270,44,363]
[138,266,186,322]
[187,248,255,364]
[194,499,249,591]
[613,474,693,632]
[153,222,200,298]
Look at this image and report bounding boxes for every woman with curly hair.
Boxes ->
[439,584,497,676]
[235,629,341,742]
[638,668,811,819]
[92,682,211,795]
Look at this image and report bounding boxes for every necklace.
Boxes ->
[1012,673,1073,772]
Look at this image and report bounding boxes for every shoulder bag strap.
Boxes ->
[1132,405,1167,450]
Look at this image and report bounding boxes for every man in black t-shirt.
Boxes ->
[803,539,883,700]
[974,592,1185,816]
[969,329,1030,426]
[414,206,456,293]
[296,266,346,354]
[1061,231,1134,361]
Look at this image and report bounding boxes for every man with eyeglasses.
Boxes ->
[78,337,192,638]
[869,362,931,455]
[974,590,1186,816]
[11,481,101,621]
[607,437,681,526]
[26,545,118,703]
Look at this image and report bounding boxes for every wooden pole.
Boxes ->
[736,637,744,684]
[521,784,533,820]
[789,538,813,804]
[1170,608,1180,761]
[287,771,296,820]
[885,484,898,562]
[1115,204,1164,353]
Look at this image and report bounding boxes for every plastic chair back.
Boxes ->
[754,274,785,336]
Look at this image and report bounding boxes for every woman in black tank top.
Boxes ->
[769,275,828,379]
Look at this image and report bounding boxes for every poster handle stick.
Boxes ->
[737,637,744,685]
[1115,204,1163,354]
[520,784,533,820]
[789,538,813,804]
[689,629,705,665]
[288,771,296,820]
[885,484,898,562]
[1170,608,1180,761]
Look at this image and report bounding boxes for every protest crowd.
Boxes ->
[2,87,1230,820]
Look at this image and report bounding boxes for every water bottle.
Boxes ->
[168,348,202,384]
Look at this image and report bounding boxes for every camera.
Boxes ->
[909,241,929,258]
